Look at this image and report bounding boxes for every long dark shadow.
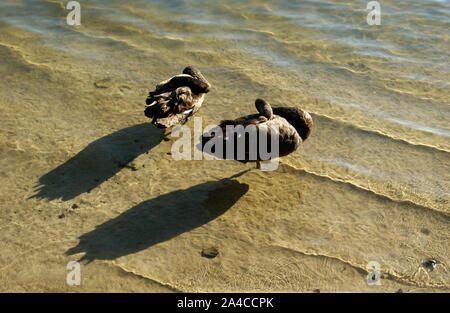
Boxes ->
[66,172,250,262]
[30,123,162,201]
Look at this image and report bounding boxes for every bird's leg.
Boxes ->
[256,161,261,170]
[181,116,190,126]
[160,128,171,141]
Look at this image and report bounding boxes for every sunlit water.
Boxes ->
[0,0,448,291]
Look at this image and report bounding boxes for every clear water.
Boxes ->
[0,0,448,291]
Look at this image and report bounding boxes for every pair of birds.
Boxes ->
[145,66,313,168]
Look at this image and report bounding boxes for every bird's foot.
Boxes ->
[181,116,190,126]
[160,129,171,141]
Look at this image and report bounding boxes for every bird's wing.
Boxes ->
[144,90,177,119]
[153,74,210,95]
[201,114,276,161]
[218,114,267,129]
[173,87,196,113]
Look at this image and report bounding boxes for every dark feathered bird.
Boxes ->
[200,99,313,169]
[145,66,211,128]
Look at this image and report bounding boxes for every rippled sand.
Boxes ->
[0,0,448,292]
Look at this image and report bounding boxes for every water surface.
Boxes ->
[0,0,448,291]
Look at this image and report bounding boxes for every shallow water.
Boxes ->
[0,0,448,292]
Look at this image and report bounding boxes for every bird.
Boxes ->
[200,99,313,169]
[144,66,211,129]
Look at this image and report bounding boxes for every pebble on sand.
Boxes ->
[94,77,112,89]
[423,259,437,270]
[201,247,219,259]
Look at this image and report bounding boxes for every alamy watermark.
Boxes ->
[170,117,280,171]
[66,261,81,286]
[66,1,81,26]
[366,261,381,285]
[366,1,381,25]
[66,1,380,27]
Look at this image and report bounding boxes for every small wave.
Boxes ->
[107,261,182,292]
[279,163,450,218]
[271,244,450,289]
[309,111,450,154]
[0,42,54,70]
[383,116,450,138]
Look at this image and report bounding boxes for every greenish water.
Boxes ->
[0,0,448,292]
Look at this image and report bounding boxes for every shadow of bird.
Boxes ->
[66,170,250,262]
[30,123,162,201]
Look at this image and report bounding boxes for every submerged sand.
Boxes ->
[0,0,449,292]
